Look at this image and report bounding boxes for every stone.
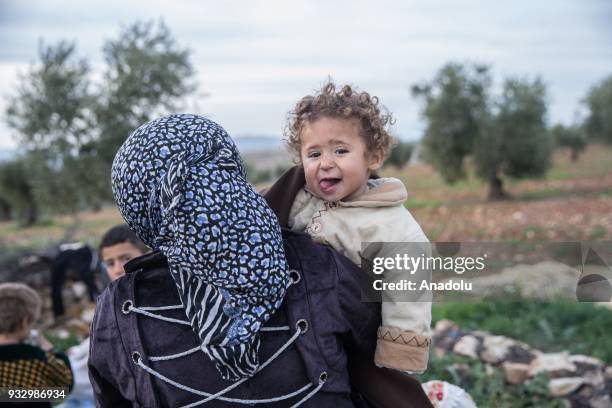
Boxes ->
[581,369,605,388]
[548,377,584,397]
[502,362,530,384]
[434,319,458,333]
[528,352,577,377]
[576,384,594,399]
[480,335,515,363]
[605,366,612,380]
[453,335,480,359]
[505,345,536,364]
[569,354,604,370]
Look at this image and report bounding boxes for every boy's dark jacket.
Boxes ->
[88,166,431,407]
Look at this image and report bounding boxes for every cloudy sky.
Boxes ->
[0,0,611,149]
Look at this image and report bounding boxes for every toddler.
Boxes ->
[285,82,432,373]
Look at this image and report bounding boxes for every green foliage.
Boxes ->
[43,330,80,353]
[412,63,552,199]
[4,41,96,217]
[0,157,38,225]
[584,74,612,143]
[384,140,414,169]
[432,292,612,363]
[479,77,552,181]
[411,63,491,183]
[95,20,196,166]
[421,353,564,407]
[6,40,93,153]
[4,20,196,223]
[550,123,587,161]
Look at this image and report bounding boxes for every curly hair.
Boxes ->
[285,81,395,161]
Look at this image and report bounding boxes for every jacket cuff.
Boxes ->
[374,326,431,373]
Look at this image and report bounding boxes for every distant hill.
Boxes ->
[0,139,290,170]
[234,135,283,153]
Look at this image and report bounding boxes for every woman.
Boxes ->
[88,114,430,407]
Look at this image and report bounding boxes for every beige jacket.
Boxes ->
[289,177,432,373]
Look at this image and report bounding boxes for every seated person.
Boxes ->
[50,243,98,317]
[0,282,73,407]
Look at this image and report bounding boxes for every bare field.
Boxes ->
[1,144,611,251]
[381,144,612,242]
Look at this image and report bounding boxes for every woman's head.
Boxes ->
[111,114,288,380]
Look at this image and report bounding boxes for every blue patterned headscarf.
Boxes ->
[111,114,289,381]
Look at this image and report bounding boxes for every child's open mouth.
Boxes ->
[319,178,341,193]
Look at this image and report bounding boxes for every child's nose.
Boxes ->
[320,154,335,169]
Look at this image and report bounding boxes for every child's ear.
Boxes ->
[368,148,384,171]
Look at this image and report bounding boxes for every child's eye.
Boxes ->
[335,148,349,155]
[307,151,321,158]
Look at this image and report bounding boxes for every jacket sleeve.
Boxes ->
[88,287,132,408]
[372,208,432,373]
[334,242,432,408]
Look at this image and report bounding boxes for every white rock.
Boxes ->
[453,335,479,359]
[481,335,515,363]
[582,369,605,387]
[548,377,584,397]
[502,362,530,384]
[434,319,458,333]
[529,352,576,377]
[568,354,604,368]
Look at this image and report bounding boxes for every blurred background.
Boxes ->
[0,1,611,406]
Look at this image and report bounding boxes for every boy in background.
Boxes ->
[99,223,150,283]
[60,224,149,408]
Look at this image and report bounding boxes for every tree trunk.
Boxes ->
[0,199,11,221]
[570,148,579,162]
[24,204,38,226]
[488,174,508,200]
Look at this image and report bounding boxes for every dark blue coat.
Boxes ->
[89,230,395,407]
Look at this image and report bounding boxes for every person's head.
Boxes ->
[99,224,149,281]
[111,114,288,380]
[0,283,41,341]
[285,81,395,202]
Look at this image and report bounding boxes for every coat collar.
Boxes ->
[123,251,168,274]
